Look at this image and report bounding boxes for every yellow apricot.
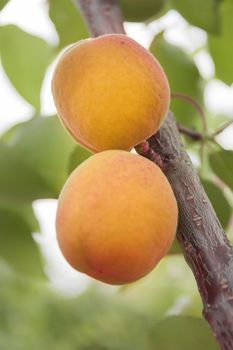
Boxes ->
[56,150,178,285]
[52,34,170,152]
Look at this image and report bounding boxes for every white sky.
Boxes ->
[0,0,232,294]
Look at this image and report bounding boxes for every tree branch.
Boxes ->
[77,0,125,36]
[75,1,233,348]
[148,115,233,350]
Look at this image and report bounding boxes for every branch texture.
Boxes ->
[77,0,125,36]
[149,115,233,350]
[76,1,233,348]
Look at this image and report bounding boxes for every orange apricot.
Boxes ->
[52,34,170,152]
[56,150,178,285]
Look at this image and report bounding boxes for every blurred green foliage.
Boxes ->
[208,0,233,85]
[0,209,44,278]
[0,25,54,111]
[7,116,76,197]
[0,0,232,348]
[170,0,221,34]
[119,0,166,22]
[209,150,233,192]
[0,0,8,11]
[49,0,88,48]
[150,315,219,350]
[201,179,232,230]
[0,257,219,349]
[150,34,202,127]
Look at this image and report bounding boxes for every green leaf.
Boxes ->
[168,238,182,254]
[120,256,202,319]
[208,0,233,84]
[0,143,55,203]
[209,150,233,192]
[0,202,40,233]
[170,0,221,33]
[0,25,53,110]
[0,0,8,10]
[68,145,92,173]
[151,316,219,349]
[0,208,45,278]
[7,116,76,196]
[150,35,202,126]
[201,179,231,229]
[49,0,88,48]
[0,142,54,203]
[119,0,166,22]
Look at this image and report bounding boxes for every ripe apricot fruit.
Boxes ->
[52,34,170,152]
[56,150,178,285]
[119,0,166,22]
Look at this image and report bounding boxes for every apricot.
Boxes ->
[56,150,178,285]
[52,34,170,152]
[119,0,166,22]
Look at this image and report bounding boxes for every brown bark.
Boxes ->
[75,1,233,348]
[149,115,233,350]
[78,0,125,36]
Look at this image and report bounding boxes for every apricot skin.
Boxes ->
[52,34,170,152]
[56,150,178,285]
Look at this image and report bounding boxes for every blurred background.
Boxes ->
[0,0,232,348]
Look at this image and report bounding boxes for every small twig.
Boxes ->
[208,138,225,151]
[177,124,203,141]
[178,120,233,149]
[171,93,208,166]
[171,93,207,135]
[213,120,233,137]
